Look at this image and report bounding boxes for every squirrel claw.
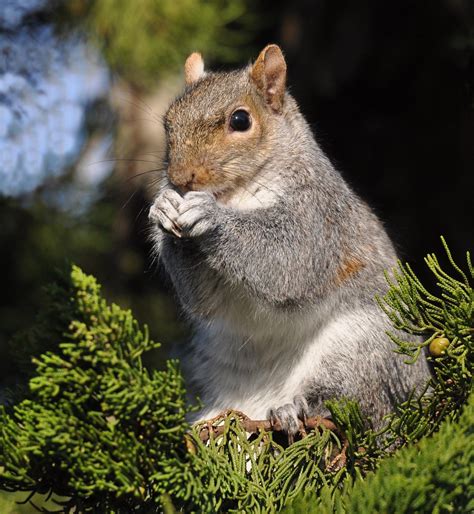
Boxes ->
[168,225,182,238]
[268,396,309,439]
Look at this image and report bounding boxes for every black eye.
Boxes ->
[229,109,251,131]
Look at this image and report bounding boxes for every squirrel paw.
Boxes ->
[149,189,183,238]
[177,191,218,238]
[268,395,309,438]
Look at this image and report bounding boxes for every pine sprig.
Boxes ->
[0,267,348,513]
[379,238,472,439]
[287,391,474,514]
[0,266,193,512]
[378,238,473,366]
[181,413,346,513]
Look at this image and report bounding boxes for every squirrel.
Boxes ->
[148,44,430,433]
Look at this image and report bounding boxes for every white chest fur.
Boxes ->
[216,171,282,211]
[187,295,379,422]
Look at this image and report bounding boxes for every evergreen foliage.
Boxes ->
[380,236,473,432]
[285,390,474,514]
[0,239,472,513]
[0,266,192,512]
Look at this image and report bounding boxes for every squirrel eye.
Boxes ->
[229,109,251,131]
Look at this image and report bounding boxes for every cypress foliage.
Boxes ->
[0,266,192,512]
[285,391,474,514]
[379,236,473,437]
[0,239,472,513]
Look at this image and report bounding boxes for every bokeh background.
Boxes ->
[0,4,472,502]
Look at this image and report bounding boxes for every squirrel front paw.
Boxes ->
[149,189,183,237]
[268,395,309,439]
[176,191,218,238]
[150,189,218,238]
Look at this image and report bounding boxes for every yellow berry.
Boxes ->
[429,337,450,357]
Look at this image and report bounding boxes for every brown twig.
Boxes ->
[196,410,340,441]
[192,410,349,471]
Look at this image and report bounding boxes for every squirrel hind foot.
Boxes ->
[268,395,309,440]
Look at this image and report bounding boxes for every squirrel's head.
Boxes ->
[164,45,291,197]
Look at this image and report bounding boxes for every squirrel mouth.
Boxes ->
[175,183,192,194]
[170,176,198,193]
[173,181,218,199]
[170,175,204,194]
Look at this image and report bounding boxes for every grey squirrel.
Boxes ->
[149,44,430,433]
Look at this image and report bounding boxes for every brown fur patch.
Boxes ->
[335,255,365,285]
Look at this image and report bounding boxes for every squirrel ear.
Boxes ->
[250,44,287,113]
[184,52,205,85]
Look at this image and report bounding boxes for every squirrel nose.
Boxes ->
[169,168,195,192]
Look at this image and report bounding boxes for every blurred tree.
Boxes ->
[62,0,255,89]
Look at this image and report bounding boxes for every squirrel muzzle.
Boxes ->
[168,164,213,193]
[168,168,194,193]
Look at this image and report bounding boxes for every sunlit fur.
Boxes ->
[150,49,430,431]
